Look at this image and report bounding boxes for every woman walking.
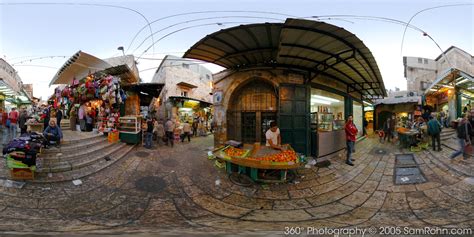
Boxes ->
[450,114,472,160]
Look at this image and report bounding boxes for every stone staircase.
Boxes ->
[426,127,474,177]
[32,133,134,183]
[60,119,71,130]
[440,127,456,142]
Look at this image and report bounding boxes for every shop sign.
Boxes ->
[183,100,199,108]
[213,91,223,105]
[438,91,449,104]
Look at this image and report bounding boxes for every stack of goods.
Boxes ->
[51,74,127,109]
[248,149,298,163]
[3,132,45,180]
[215,145,301,166]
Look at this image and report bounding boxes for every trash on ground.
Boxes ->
[72,179,83,186]
[0,179,25,189]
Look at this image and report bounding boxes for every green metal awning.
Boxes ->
[424,68,474,96]
[184,18,386,101]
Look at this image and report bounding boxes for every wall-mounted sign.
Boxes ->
[213,91,223,105]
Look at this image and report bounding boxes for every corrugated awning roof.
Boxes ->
[96,65,138,84]
[424,68,474,96]
[122,82,164,106]
[374,96,420,105]
[50,51,112,86]
[184,18,386,99]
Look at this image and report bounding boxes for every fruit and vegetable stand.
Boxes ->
[213,144,305,184]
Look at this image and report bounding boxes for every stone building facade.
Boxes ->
[151,55,213,120]
[404,46,474,94]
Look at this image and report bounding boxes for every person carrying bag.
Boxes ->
[450,114,473,160]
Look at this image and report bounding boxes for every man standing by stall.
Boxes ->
[265,121,282,150]
[345,115,358,166]
[427,115,442,152]
[8,107,19,137]
[165,118,175,147]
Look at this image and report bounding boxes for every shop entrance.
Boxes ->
[227,79,277,143]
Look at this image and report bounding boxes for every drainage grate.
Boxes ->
[161,158,178,167]
[370,148,388,155]
[135,176,166,193]
[135,151,150,158]
[394,154,427,185]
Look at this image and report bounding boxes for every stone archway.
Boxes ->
[227,78,278,143]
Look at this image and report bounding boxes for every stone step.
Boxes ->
[41,136,108,155]
[37,142,127,173]
[60,133,104,145]
[425,148,474,177]
[31,144,135,183]
[40,140,115,162]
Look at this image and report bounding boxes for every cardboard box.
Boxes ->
[10,168,34,180]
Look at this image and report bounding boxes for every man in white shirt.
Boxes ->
[181,121,192,142]
[165,119,175,147]
[265,121,282,150]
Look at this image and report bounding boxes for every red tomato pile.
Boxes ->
[251,150,297,162]
[225,147,246,157]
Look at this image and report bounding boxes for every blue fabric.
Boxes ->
[450,138,467,159]
[43,126,63,139]
[145,132,153,148]
[346,140,355,162]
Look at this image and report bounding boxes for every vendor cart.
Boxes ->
[25,122,44,133]
[213,144,305,185]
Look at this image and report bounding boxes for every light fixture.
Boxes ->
[429,89,438,92]
[443,85,454,89]
[456,78,469,85]
[117,46,125,56]
[140,91,149,96]
[363,101,372,106]
[312,95,340,102]
[311,99,331,105]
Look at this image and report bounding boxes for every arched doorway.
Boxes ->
[227,79,278,143]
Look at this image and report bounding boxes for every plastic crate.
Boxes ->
[223,147,250,159]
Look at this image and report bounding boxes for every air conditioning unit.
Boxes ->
[407,91,417,97]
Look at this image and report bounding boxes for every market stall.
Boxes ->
[213,144,305,184]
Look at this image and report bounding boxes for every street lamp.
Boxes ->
[117,46,125,56]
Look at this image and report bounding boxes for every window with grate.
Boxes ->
[418,58,422,63]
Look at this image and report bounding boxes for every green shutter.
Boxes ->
[278,84,310,155]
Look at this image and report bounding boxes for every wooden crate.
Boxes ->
[10,168,34,180]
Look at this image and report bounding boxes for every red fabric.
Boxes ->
[2,112,7,125]
[345,121,358,141]
[8,111,19,124]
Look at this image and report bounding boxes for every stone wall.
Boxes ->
[212,69,305,146]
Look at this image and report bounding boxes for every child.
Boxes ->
[377,130,385,143]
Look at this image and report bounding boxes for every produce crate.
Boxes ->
[223,147,250,159]
[108,131,119,143]
[10,168,34,180]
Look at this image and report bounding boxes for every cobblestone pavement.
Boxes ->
[0,134,472,236]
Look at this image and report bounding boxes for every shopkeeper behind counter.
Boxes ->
[265,121,282,150]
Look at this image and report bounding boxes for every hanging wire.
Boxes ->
[131,15,285,54]
[11,64,59,69]
[10,56,68,65]
[399,3,473,66]
[125,10,297,54]
[1,2,156,54]
[136,21,256,60]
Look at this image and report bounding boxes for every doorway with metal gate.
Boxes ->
[227,79,278,144]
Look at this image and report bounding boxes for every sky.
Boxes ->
[0,0,472,100]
